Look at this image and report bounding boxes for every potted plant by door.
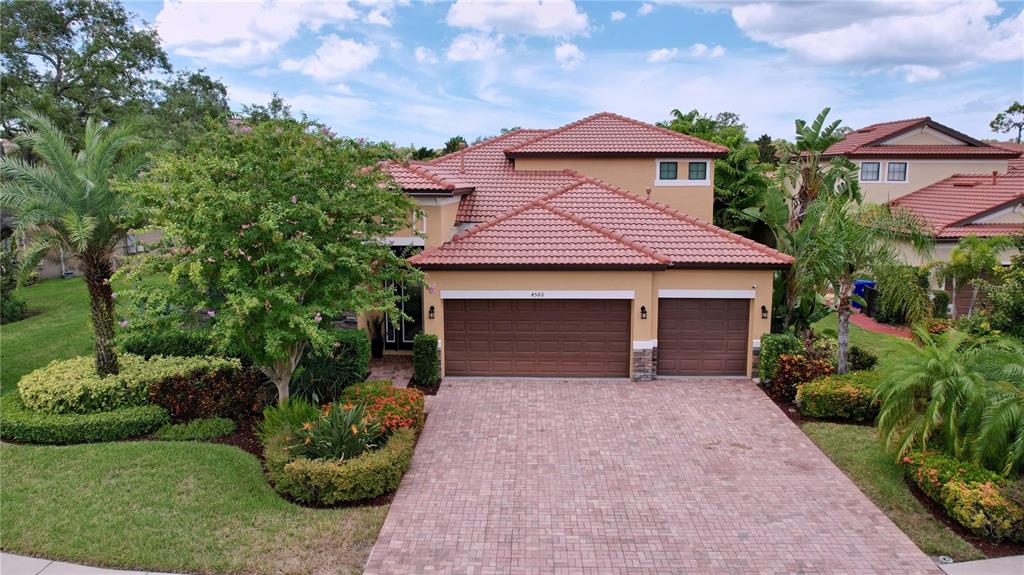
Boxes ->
[368,314,385,359]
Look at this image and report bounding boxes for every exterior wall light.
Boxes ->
[761,305,769,319]
[640,305,648,320]
[428,305,435,320]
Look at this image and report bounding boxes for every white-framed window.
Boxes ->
[860,162,880,182]
[885,161,908,183]
[411,210,427,234]
[656,159,709,186]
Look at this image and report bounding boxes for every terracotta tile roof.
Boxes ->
[937,223,1024,239]
[997,143,1024,173]
[891,172,1024,238]
[409,177,793,269]
[503,112,729,157]
[381,160,474,193]
[824,117,1018,159]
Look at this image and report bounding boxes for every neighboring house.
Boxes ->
[823,117,1021,205]
[378,112,792,380]
[890,167,1023,315]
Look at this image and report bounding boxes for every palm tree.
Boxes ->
[875,327,987,460]
[774,107,861,232]
[970,339,1024,475]
[798,197,933,372]
[935,235,1014,317]
[0,111,150,375]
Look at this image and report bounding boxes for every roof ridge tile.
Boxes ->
[427,128,548,164]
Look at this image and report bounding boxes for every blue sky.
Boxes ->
[128,1,1024,148]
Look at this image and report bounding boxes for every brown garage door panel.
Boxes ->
[444,299,630,377]
[657,298,749,376]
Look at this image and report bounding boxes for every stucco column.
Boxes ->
[631,272,656,381]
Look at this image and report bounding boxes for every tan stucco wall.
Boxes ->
[857,159,1009,204]
[979,204,1024,224]
[880,130,966,146]
[514,156,715,222]
[389,198,461,247]
[421,267,775,378]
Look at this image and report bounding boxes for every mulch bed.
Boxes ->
[408,377,439,396]
[212,417,262,457]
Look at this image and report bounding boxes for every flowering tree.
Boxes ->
[121,118,419,403]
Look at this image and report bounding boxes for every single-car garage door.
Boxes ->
[444,299,630,377]
[657,298,749,376]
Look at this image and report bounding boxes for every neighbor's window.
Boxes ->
[860,162,880,182]
[687,161,707,180]
[887,162,908,182]
[659,161,678,180]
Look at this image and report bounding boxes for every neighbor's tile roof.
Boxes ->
[936,223,1024,239]
[381,160,473,192]
[409,177,793,268]
[823,117,1018,160]
[503,112,729,157]
[997,142,1024,173]
[891,172,1024,238]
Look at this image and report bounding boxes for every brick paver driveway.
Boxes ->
[365,379,939,574]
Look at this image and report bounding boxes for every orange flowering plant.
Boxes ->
[288,401,383,461]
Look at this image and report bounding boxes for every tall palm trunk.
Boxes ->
[82,252,119,376]
[836,278,852,374]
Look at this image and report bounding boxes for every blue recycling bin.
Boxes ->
[852,280,876,310]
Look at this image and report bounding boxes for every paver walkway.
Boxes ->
[365,378,940,574]
[368,355,413,388]
[850,311,912,339]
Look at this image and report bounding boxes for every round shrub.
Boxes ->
[17,354,239,414]
[0,392,168,444]
[795,371,881,422]
[265,428,416,505]
[847,346,878,371]
[758,333,802,382]
[762,353,834,402]
[154,417,236,441]
[148,366,273,423]
[413,333,440,388]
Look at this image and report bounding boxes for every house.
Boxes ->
[823,117,1021,204]
[889,166,1023,314]
[377,112,793,381]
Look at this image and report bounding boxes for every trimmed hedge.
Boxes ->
[795,371,881,422]
[758,333,802,382]
[155,417,236,441]
[763,353,834,402]
[116,325,215,359]
[292,329,371,403]
[265,427,416,505]
[413,333,440,388]
[148,366,273,423]
[18,354,238,414]
[0,392,169,444]
[902,451,1024,543]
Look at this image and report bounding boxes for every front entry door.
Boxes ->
[386,282,423,350]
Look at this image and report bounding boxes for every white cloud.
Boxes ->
[335,83,354,95]
[156,0,359,63]
[415,46,439,64]
[688,43,725,58]
[446,0,588,36]
[610,10,626,22]
[554,42,585,70]
[280,35,379,81]
[366,8,392,26]
[647,47,678,63]
[638,3,654,16]
[688,0,1024,82]
[446,33,504,62]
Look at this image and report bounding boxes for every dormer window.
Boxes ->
[886,162,908,182]
[656,159,709,186]
[860,162,880,182]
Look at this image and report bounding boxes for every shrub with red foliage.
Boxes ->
[762,354,834,402]
[148,367,275,423]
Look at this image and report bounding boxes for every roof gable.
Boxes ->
[824,117,1018,159]
[891,172,1024,238]
[503,112,729,158]
[409,176,793,269]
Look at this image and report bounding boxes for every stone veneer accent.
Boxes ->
[632,346,655,381]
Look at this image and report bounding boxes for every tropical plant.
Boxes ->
[119,117,420,403]
[935,235,1014,317]
[0,243,26,323]
[773,107,862,232]
[289,401,384,462]
[0,111,150,375]
[970,339,1024,475]
[256,397,320,445]
[875,328,986,461]
[798,198,933,372]
[985,233,1024,338]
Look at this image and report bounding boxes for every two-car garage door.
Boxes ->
[443,299,630,377]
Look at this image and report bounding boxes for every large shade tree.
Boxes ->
[122,118,421,403]
[0,111,150,375]
[798,197,933,372]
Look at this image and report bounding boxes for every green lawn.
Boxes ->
[1,279,94,393]
[813,314,916,372]
[0,279,388,574]
[803,423,982,561]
